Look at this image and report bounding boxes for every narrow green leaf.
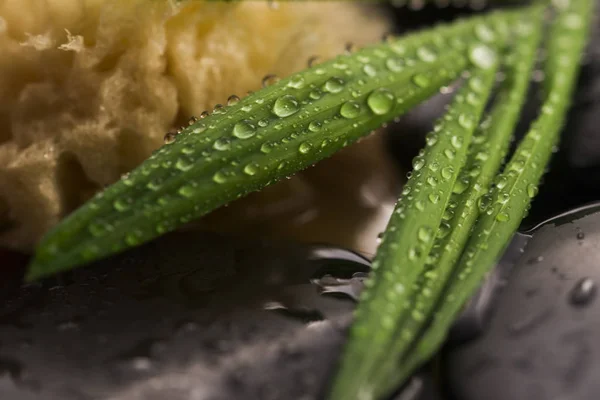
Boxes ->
[27,8,523,280]
[369,6,546,393]
[400,0,595,380]
[327,34,502,400]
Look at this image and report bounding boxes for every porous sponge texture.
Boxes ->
[0,0,393,252]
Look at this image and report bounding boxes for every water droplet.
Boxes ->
[441,166,454,180]
[233,120,257,139]
[458,114,474,130]
[474,24,495,43]
[577,232,585,240]
[308,121,322,132]
[192,124,206,134]
[570,278,596,306]
[412,156,425,171]
[340,101,361,119]
[415,200,425,211]
[435,222,450,239]
[496,176,508,189]
[367,88,395,115]
[444,149,456,159]
[477,194,492,212]
[412,73,430,88]
[176,156,194,171]
[428,193,440,204]
[272,95,300,117]
[227,95,240,105]
[287,75,305,89]
[213,170,228,184]
[299,142,313,154]
[527,184,538,198]
[323,77,345,93]
[164,132,176,144]
[309,89,323,100]
[243,162,259,176]
[262,74,279,87]
[417,47,437,62]
[496,211,510,222]
[453,177,469,194]
[427,176,438,187]
[426,134,438,146]
[469,44,497,69]
[113,197,132,212]
[307,55,321,67]
[451,135,464,149]
[362,64,377,77]
[178,185,194,198]
[212,104,225,114]
[213,137,231,151]
[385,58,404,72]
[260,141,274,154]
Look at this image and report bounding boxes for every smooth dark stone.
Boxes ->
[445,206,600,400]
[0,231,440,400]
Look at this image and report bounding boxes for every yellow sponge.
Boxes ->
[0,0,397,255]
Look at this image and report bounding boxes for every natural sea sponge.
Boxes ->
[0,0,397,254]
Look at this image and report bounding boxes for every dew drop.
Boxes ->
[412,73,430,88]
[362,64,377,77]
[178,185,194,198]
[417,47,437,62]
[176,156,194,171]
[299,142,313,154]
[233,120,257,139]
[113,197,132,212]
[227,95,240,106]
[243,162,260,176]
[496,212,510,222]
[192,124,206,134]
[213,137,231,151]
[272,95,300,118]
[468,44,497,70]
[307,56,321,68]
[570,278,596,306]
[323,77,345,93]
[163,132,176,144]
[340,101,361,119]
[458,114,474,130]
[478,194,491,212]
[412,156,425,171]
[385,58,404,72]
[367,88,395,115]
[260,142,274,154]
[212,104,225,114]
[287,75,305,89]
[444,149,456,160]
[262,74,279,87]
[527,184,539,198]
[428,193,440,204]
[474,24,495,43]
[308,121,322,132]
[213,171,228,184]
[441,166,454,180]
[453,177,469,194]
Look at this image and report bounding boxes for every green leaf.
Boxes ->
[27,7,522,280]
[326,21,505,400]
[399,0,595,379]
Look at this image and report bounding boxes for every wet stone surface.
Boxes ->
[446,207,600,400]
[0,231,443,400]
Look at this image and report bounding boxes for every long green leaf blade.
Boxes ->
[27,8,523,280]
[400,0,595,380]
[327,37,502,400]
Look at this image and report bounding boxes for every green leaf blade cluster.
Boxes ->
[328,0,595,399]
